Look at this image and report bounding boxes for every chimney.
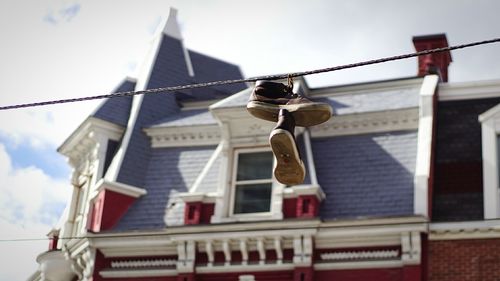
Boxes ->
[412,34,452,82]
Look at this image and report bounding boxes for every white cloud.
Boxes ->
[0,144,71,281]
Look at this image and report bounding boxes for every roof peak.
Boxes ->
[161,7,182,40]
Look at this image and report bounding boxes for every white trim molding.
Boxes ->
[58,117,125,179]
[92,179,147,199]
[100,269,178,278]
[320,250,399,261]
[314,260,403,271]
[111,259,177,269]
[144,125,221,148]
[310,108,419,138]
[479,104,500,219]
[429,220,500,240]
[58,117,125,159]
[438,78,500,101]
[414,74,439,217]
[282,184,325,201]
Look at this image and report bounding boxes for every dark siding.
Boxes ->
[433,97,500,221]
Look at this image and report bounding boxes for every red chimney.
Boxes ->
[412,34,452,82]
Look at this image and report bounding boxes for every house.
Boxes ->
[30,8,500,281]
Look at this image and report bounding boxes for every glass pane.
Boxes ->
[236,151,273,181]
[234,183,272,214]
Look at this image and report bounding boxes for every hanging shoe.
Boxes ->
[247,80,332,127]
[270,109,305,186]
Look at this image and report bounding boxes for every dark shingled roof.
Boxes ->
[320,87,419,115]
[113,35,245,230]
[116,35,243,187]
[149,109,217,128]
[115,146,217,230]
[313,131,417,219]
[92,79,135,126]
[182,50,247,101]
[211,83,419,114]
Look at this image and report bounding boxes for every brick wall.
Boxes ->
[428,239,500,281]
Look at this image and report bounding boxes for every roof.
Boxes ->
[319,87,419,115]
[211,78,421,115]
[116,34,244,188]
[313,131,418,219]
[115,146,218,230]
[92,78,135,126]
[64,12,428,233]
[149,108,217,128]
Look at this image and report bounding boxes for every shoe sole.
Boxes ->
[269,129,305,186]
[247,101,332,127]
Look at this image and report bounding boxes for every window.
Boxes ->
[479,105,500,219]
[102,139,119,178]
[232,150,274,215]
[497,135,500,185]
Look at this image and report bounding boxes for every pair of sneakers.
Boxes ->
[247,80,332,186]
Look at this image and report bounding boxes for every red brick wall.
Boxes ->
[428,239,500,281]
[315,268,403,281]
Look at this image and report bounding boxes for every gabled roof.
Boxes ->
[110,12,245,189]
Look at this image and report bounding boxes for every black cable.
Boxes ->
[1,37,499,111]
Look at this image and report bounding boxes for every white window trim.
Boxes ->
[212,144,284,223]
[229,147,281,219]
[479,104,500,219]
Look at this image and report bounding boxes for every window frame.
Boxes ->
[229,147,278,218]
[479,105,500,219]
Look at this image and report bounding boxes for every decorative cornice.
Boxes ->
[195,263,294,274]
[58,117,124,158]
[320,250,399,261]
[314,260,403,270]
[429,220,500,240]
[144,125,221,148]
[310,108,418,138]
[111,259,177,268]
[100,268,178,278]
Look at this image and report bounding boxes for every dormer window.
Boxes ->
[231,149,274,215]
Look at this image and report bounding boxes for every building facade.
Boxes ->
[30,8,500,281]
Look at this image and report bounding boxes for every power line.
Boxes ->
[1,37,499,111]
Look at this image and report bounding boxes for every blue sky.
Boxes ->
[0,135,69,178]
[1,0,500,280]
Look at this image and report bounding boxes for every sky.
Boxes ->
[0,0,500,280]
